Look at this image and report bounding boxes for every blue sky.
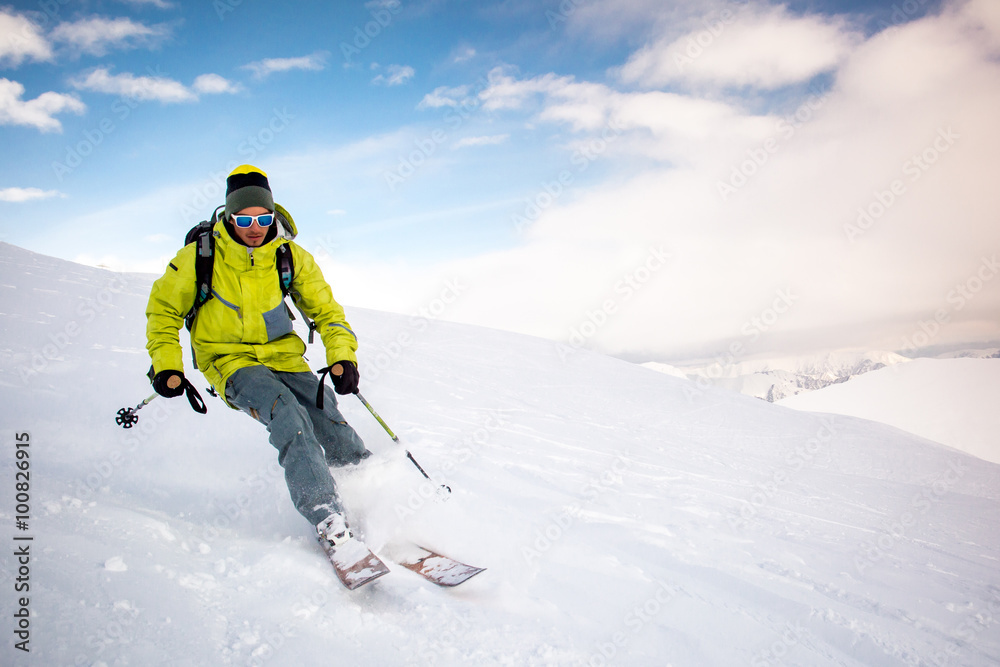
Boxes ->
[2,0,651,263]
[3,0,999,363]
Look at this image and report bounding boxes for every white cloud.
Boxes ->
[0,8,53,67]
[417,85,470,109]
[50,16,170,57]
[242,52,327,80]
[70,67,198,103]
[0,78,85,132]
[556,0,683,43]
[453,134,510,148]
[0,187,65,202]
[364,0,401,9]
[372,64,415,86]
[453,47,476,63]
[619,5,862,90]
[69,69,240,103]
[477,67,772,156]
[959,0,1000,50]
[192,73,241,95]
[116,0,174,8]
[479,69,572,111]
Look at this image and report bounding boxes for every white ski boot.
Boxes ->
[316,512,352,548]
[315,512,390,589]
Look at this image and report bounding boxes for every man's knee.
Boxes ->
[227,366,280,416]
[268,392,313,445]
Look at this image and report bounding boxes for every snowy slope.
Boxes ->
[2,242,1000,666]
[779,358,1000,465]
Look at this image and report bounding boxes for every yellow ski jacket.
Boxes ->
[145,220,357,403]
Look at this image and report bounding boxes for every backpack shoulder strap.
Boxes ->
[184,227,215,332]
[184,206,225,332]
[275,242,293,297]
[275,241,318,344]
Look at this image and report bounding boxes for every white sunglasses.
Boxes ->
[230,213,275,228]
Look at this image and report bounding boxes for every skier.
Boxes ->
[144,164,367,551]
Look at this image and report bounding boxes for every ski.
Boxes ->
[388,544,486,587]
[318,536,391,590]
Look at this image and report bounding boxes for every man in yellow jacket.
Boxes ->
[145,165,365,548]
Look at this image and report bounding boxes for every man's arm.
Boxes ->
[146,244,198,375]
[287,242,358,367]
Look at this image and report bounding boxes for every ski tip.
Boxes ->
[342,567,390,590]
[431,565,486,587]
[396,546,487,587]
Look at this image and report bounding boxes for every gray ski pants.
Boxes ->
[225,365,369,526]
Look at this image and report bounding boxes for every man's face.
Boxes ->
[231,206,272,247]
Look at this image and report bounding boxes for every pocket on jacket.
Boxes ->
[262,302,294,341]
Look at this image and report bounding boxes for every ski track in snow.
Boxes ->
[0,242,999,666]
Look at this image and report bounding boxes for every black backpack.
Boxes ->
[183,204,317,343]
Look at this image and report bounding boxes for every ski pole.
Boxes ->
[117,372,208,428]
[326,364,451,496]
[115,393,158,429]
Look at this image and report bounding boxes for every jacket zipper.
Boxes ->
[211,289,242,319]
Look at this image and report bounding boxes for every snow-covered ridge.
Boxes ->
[646,349,911,402]
[935,347,1000,359]
[1,242,999,666]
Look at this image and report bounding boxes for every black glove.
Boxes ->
[150,368,185,398]
[315,361,360,409]
[331,360,360,395]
